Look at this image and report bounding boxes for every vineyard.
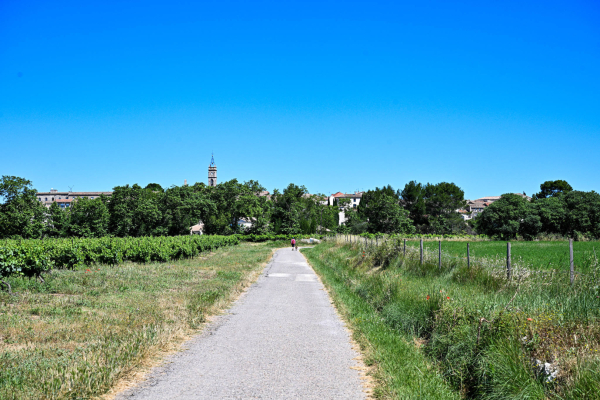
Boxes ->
[0,234,328,289]
[0,235,239,286]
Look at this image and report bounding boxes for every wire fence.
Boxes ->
[331,234,599,284]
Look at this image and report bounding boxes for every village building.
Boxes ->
[36,189,113,208]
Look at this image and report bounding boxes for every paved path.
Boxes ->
[117,248,366,400]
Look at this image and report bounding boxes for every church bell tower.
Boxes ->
[208,154,217,187]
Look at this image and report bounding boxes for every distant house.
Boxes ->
[328,191,364,225]
[237,218,253,230]
[462,193,532,219]
[329,192,364,210]
[36,188,113,208]
[469,193,532,205]
[258,190,271,200]
[190,223,204,235]
[466,202,491,219]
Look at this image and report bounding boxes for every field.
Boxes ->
[0,241,281,399]
[302,238,600,399]
[404,240,599,273]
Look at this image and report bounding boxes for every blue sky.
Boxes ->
[1,0,599,199]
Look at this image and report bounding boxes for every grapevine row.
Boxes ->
[0,235,239,281]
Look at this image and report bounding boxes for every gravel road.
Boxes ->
[116,247,366,400]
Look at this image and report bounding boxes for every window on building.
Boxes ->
[45,197,48,201]
[91,197,94,199]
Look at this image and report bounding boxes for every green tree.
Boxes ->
[67,197,110,238]
[0,176,46,239]
[531,196,567,234]
[562,190,600,239]
[400,181,466,234]
[145,183,164,192]
[533,180,573,200]
[160,184,214,235]
[270,184,308,234]
[359,186,415,234]
[44,202,70,238]
[475,194,539,240]
[400,181,426,225]
[108,184,163,237]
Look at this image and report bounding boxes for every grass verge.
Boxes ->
[302,245,460,399]
[302,239,600,399]
[0,241,279,399]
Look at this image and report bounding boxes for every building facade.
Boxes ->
[36,189,113,209]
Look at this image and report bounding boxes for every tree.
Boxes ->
[160,184,214,235]
[44,202,70,238]
[358,186,415,234]
[67,197,110,238]
[270,184,308,235]
[562,190,600,239]
[400,181,466,234]
[531,196,567,235]
[145,183,164,192]
[533,180,573,200]
[0,176,46,239]
[400,181,426,225]
[108,184,163,237]
[475,193,538,240]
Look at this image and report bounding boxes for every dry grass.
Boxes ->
[0,242,280,400]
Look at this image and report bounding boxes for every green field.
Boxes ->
[398,240,599,273]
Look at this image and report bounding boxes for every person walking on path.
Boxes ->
[291,237,296,250]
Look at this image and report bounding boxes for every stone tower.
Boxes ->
[208,154,217,187]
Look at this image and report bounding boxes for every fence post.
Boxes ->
[439,240,442,270]
[507,242,511,280]
[467,243,470,269]
[570,239,574,285]
[376,237,378,246]
[365,237,368,247]
[420,239,424,265]
[404,239,406,256]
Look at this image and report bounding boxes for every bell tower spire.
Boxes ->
[208,153,217,187]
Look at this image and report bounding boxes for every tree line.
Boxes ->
[0,176,338,239]
[1,176,598,240]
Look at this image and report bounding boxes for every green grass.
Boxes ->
[0,242,280,400]
[302,245,460,400]
[303,239,600,399]
[402,240,599,273]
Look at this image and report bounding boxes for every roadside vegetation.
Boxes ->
[0,241,280,399]
[302,238,600,399]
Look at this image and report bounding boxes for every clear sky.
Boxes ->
[1,0,599,199]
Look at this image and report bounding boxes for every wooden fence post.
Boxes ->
[467,243,470,269]
[507,242,511,280]
[420,239,424,265]
[570,239,574,285]
[439,240,442,270]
